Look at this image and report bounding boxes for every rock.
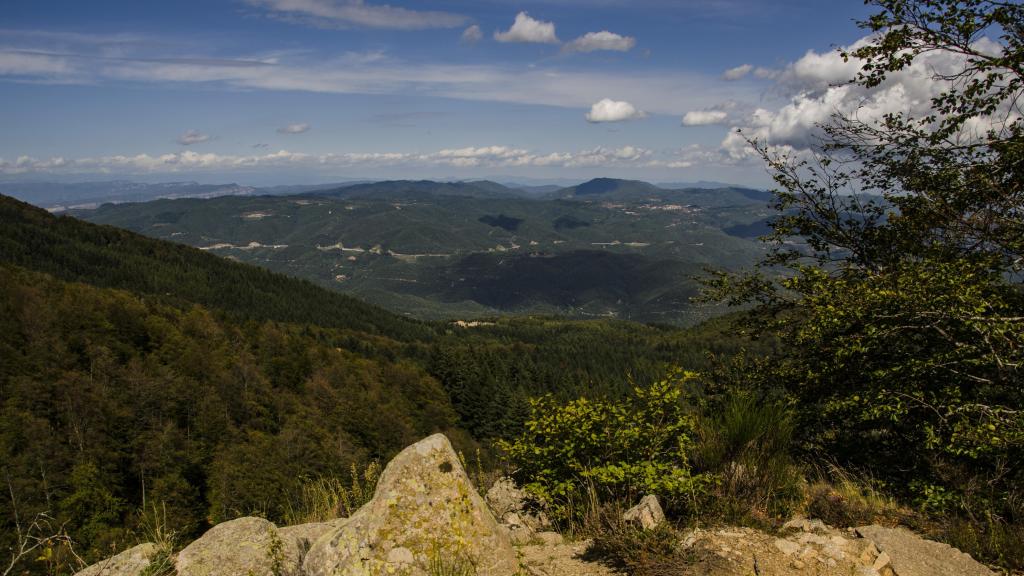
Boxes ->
[773,538,800,556]
[856,525,996,576]
[508,526,535,546]
[622,494,665,530]
[278,519,346,562]
[533,531,564,546]
[74,543,158,576]
[486,477,550,531]
[303,433,518,576]
[176,517,307,576]
[783,516,830,533]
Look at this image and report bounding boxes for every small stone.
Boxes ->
[508,526,534,546]
[533,532,564,546]
[622,495,665,530]
[830,535,849,547]
[798,532,828,546]
[774,539,801,556]
[805,519,829,533]
[387,547,415,565]
[790,559,806,570]
[783,517,808,531]
[873,551,892,572]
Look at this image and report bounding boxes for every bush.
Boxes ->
[694,391,803,525]
[587,518,694,576]
[499,371,712,523]
[804,467,906,528]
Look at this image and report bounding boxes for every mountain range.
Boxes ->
[72,177,775,325]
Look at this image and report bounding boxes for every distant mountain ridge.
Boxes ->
[74,177,774,324]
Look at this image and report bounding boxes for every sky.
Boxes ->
[0,0,885,186]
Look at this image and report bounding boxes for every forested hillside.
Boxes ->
[0,193,764,571]
[76,179,771,324]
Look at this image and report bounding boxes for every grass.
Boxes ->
[803,465,907,528]
[427,547,476,576]
[138,503,178,576]
[693,391,804,526]
[282,461,381,525]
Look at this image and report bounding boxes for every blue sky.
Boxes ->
[0,0,877,186]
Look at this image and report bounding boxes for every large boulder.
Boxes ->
[303,433,518,576]
[74,543,158,576]
[176,516,312,576]
[856,525,995,576]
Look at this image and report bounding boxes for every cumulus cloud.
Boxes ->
[682,109,728,126]
[244,0,467,30]
[494,12,559,44]
[719,35,1018,161]
[723,64,753,80]
[176,129,211,146]
[585,99,646,123]
[564,31,635,53]
[277,122,311,134]
[461,25,482,44]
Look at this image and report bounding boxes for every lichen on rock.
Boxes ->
[303,433,518,576]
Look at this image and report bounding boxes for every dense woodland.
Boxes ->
[2,1,1022,574]
[0,195,761,572]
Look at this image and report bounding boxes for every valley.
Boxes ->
[77,178,773,324]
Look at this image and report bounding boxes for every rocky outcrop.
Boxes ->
[176,516,339,576]
[622,494,665,530]
[486,477,550,545]
[303,433,518,576]
[856,525,995,576]
[73,543,158,576]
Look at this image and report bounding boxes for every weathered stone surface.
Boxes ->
[622,494,665,530]
[74,543,158,576]
[176,516,306,576]
[856,525,995,576]
[303,433,518,576]
[486,477,550,531]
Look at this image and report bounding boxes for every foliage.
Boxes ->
[703,0,1024,542]
[0,264,456,566]
[74,179,770,325]
[804,466,907,528]
[693,391,804,525]
[500,371,711,522]
[586,514,695,576]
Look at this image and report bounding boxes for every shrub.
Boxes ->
[499,370,712,523]
[694,391,804,525]
[804,467,906,528]
[587,518,694,576]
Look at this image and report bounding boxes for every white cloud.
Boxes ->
[461,25,482,44]
[719,35,1020,161]
[682,109,728,126]
[176,129,211,146]
[494,12,559,44]
[0,145,674,175]
[277,122,311,134]
[564,31,635,53]
[585,99,646,123]
[0,38,761,117]
[723,64,752,80]
[244,0,467,30]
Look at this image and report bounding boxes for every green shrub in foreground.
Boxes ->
[499,371,712,523]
